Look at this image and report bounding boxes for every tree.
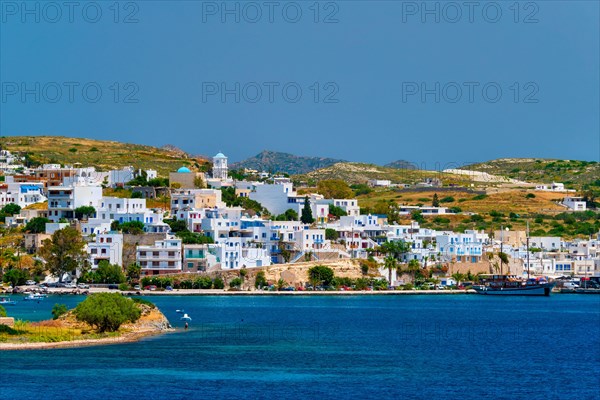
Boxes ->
[325,228,339,241]
[131,191,143,199]
[74,293,141,332]
[165,219,188,233]
[118,221,145,234]
[24,217,50,234]
[194,176,205,188]
[39,227,86,282]
[432,194,440,207]
[126,263,141,282]
[406,259,421,283]
[96,261,126,284]
[379,240,410,260]
[328,205,347,219]
[1,203,21,216]
[317,179,354,199]
[383,255,397,284]
[275,209,298,221]
[255,271,267,288]
[3,268,29,286]
[229,277,243,289]
[301,197,314,224]
[213,277,225,289]
[74,206,96,219]
[52,303,68,320]
[308,265,334,287]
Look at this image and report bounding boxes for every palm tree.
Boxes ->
[383,255,397,284]
[406,259,421,284]
[451,272,465,286]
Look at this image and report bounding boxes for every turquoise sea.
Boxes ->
[1,294,599,399]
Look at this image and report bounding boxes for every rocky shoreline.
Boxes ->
[0,304,173,351]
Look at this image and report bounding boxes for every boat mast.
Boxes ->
[526,220,530,279]
[500,225,503,275]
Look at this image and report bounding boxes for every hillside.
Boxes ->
[293,162,469,185]
[460,158,600,187]
[231,150,344,175]
[384,160,418,170]
[0,136,208,176]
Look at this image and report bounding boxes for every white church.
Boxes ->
[206,152,232,188]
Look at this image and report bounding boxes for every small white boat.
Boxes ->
[0,296,17,305]
[180,313,192,322]
[176,309,185,313]
[24,293,46,301]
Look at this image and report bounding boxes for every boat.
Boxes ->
[473,275,556,296]
[23,293,46,301]
[176,309,185,313]
[180,313,192,321]
[0,296,17,305]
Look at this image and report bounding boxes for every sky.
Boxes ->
[0,1,598,168]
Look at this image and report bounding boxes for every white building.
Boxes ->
[529,236,562,251]
[218,236,271,269]
[328,199,360,217]
[212,152,228,180]
[563,196,586,211]
[368,179,391,187]
[0,182,46,208]
[87,232,124,267]
[436,230,486,263]
[47,181,103,222]
[137,237,182,275]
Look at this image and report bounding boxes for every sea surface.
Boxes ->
[1,294,599,400]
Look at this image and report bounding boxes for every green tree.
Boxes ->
[51,303,68,320]
[118,221,145,234]
[301,197,314,224]
[74,293,141,332]
[325,228,339,241]
[383,255,397,284]
[39,227,86,282]
[74,206,96,219]
[432,193,440,207]
[317,179,354,199]
[131,191,143,199]
[24,217,50,234]
[255,271,267,288]
[229,277,243,289]
[328,205,347,218]
[126,263,141,282]
[3,268,29,286]
[308,265,334,287]
[96,261,126,284]
[213,277,225,289]
[1,203,21,216]
[406,259,421,284]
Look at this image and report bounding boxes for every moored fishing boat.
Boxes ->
[0,296,17,305]
[473,275,555,296]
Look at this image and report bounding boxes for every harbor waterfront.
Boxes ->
[1,295,599,399]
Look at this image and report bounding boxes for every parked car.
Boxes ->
[144,285,157,291]
[107,284,118,290]
[562,282,579,290]
[25,280,36,286]
[77,283,90,289]
[165,286,173,291]
[133,285,141,290]
[65,283,77,288]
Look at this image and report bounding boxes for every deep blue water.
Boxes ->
[1,294,599,400]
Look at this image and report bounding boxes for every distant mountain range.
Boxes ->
[231,150,345,175]
[384,160,418,170]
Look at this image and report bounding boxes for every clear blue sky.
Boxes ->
[1,1,598,167]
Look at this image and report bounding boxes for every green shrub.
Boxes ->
[118,283,130,291]
[51,304,68,320]
[472,194,488,200]
[213,277,225,289]
[74,293,141,332]
[526,193,536,199]
[0,305,6,317]
[440,196,455,203]
[229,277,243,288]
[255,271,267,288]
